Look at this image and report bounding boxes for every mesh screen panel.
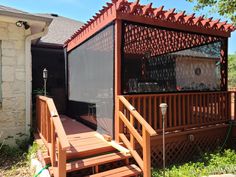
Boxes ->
[68,25,114,136]
[122,22,224,94]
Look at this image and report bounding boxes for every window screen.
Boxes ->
[68,24,114,136]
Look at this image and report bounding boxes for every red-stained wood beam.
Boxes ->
[115,19,122,142]
[66,0,234,50]
[117,12,230,37]
[67,5,117,51]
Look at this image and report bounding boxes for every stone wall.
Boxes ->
[0,21,27,145]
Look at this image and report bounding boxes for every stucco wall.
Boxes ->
[0,21,27,145]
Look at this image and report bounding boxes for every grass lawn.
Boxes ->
[152,149,236,177]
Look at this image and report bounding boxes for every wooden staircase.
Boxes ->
[64,151,141,176]
[47,148,141,177]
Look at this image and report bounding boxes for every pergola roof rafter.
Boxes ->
[65,0,235,52]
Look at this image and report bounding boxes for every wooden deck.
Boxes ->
[58,115,115,159]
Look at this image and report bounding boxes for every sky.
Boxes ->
[1,0,235,54]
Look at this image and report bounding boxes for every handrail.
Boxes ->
[124,91,228,97]
[117,95,157,177]
[119,96,157,136]
[36,96,70,177]
[43,97,70,150]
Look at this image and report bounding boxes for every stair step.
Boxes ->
[66,152,131,173]
[87,164,142,177]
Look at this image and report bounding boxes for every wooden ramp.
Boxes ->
[37,114,141,177]
[60,115,115,159]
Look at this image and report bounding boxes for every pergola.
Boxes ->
[65,0,235,176]
[66,0,235,94]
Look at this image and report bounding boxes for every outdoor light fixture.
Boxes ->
[16,21,23,27]
[160,103,168,177]
[15,21,30,30]
[43,68,48,96]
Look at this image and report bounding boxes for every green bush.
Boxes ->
[228,54,236,88]
[152,149,236,177]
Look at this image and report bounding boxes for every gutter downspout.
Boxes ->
[25,27,49,135]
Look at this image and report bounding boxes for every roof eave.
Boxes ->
[0,10,52,25]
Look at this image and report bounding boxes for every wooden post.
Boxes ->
[51,118,56,167]
[234,92,236,120]
[142,128,151,177]
[228,92,231,120]
[130,113,135,149]
[57,141,66,177]
[115,19,122,142]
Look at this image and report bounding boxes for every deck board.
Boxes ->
[59,115,115,159]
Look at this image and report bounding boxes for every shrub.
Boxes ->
[152,149,236,177]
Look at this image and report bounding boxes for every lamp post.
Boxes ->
[160,103,168,177]
[43,68,48,96]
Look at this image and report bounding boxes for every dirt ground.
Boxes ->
[0,153,31,177]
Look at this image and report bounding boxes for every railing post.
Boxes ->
[116,97,124,143]
[115,97,120,142]
[228,92,231,121]
[36,97,40,133]
[130,113,135,149]
[234,92,236,120]
[142,128,151,177]
[51,117,56,168]
[57,141,66,177]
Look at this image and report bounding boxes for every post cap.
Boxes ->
[159,103,168,108]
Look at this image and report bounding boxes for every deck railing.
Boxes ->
[230,91,236,120]
[124,91,233,132]
[117,96,157,177]
[36,96,70,177]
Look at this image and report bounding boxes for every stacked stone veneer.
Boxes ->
[0,21,27,145]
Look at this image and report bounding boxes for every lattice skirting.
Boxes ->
[150,125,228,168]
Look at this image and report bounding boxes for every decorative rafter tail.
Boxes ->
[154,6,164,17]
[193,15,204,25]
[130,0,140,13]
[116,0,127,10]
[184,13,195,23]
[106,2,113,6]
[224,24,234,31]
[164,8,175,20]
[217,21,227,29]
[143,3,153,15]
[209,19,220,28]
[65,0,235,48]
[175,11,186,21]
[201,17,213,27]
[111,0,118,3]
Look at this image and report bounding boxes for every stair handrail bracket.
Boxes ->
[36,95,70,177]
[117,96,157,177]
